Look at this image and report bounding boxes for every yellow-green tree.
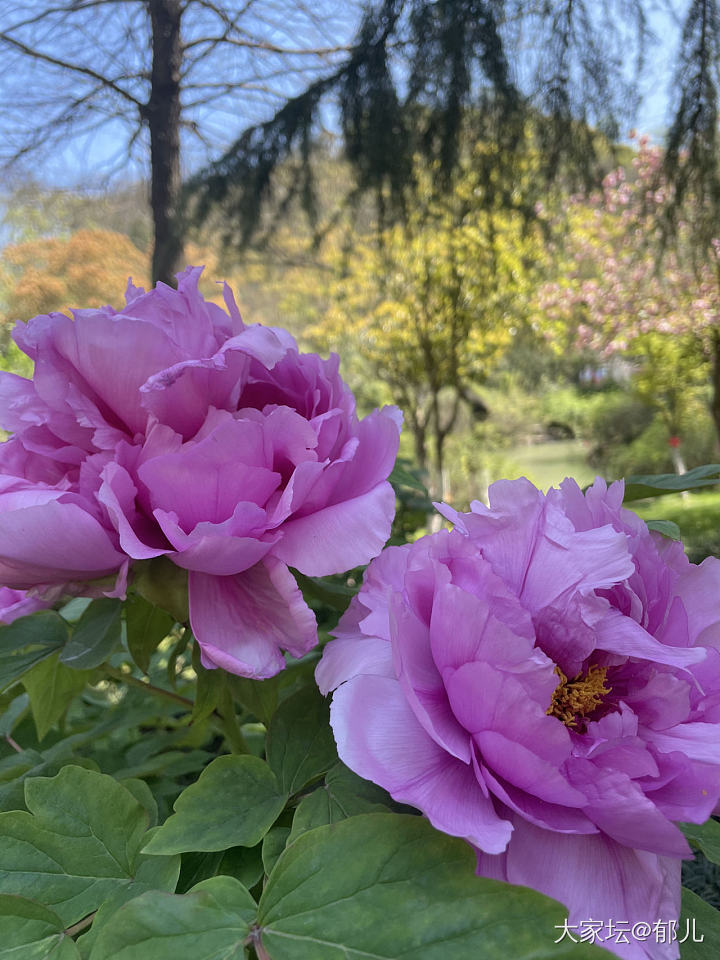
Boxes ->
[307,151,546,502]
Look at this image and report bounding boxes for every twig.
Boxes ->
[102,665,195,710]
[64,911,96,938]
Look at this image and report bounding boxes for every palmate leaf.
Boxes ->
[255,814,612,959]
[142,755,287,855]
[265,685,337,795]
[89,876,255,960]
[0,765,179,927]
[86,814,611,960]
[288,761,394,843]
[0,894,80,959]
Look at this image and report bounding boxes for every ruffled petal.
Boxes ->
[330,673,512,853]
[188,558,317,679]
[271,482,395,576]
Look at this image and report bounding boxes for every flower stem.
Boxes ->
[217,685,249,755]
[102,665,195,710]
[64,911,96,938]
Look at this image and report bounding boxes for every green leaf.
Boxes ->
[58,598,92,623]
[0,894,81,959]
[125,595,174,674]
[266,686,337,794]
[229,674,280,725]
[218,844,264,891]
[289,762,394,842]
[132,557,189,624]
[88,877,255,960]
[142,754,287,855]
[0,765,179,926]
[0,611,68,692]
[0,749,99,813]
[390,461,429,493]
[262,825,291,876]
[646,519,683,540]
[76,845,182,959]
[59,599,123,671]
[679,887,720,959]
[165,631,188,687]
[257,814,611,959]
[175,851,224,895]
[0,691,29,737]
[120,779,159,828]
[623,465,720,502]
[177,843,264,895]
[293,572,359,612]
[190,642,224,724]
[681,820,720,865]
[22,654,92,740]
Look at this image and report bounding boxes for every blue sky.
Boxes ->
[0,1,688,191]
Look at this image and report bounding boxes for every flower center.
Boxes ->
[546,664,611,730]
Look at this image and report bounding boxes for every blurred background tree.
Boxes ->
[306,143,546,504]
[3,1,720,560]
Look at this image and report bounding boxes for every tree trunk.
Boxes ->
[147,0,184,286]
[712,329,720,453]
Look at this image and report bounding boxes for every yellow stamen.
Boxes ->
[547,664,611,730]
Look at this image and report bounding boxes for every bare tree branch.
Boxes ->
[0,31,144,108]
[182,34,353,56]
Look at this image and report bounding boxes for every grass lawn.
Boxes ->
[503,440,596,491]
[630,489,720,562]
[485,440,720,562]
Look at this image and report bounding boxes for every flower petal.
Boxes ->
[189,558,317,679]
[330,673,512,853]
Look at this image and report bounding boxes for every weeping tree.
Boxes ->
[659,0,720,446]
[185,0,654,247]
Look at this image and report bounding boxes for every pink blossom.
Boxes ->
[318,477,720,959]
[0,267,401,677]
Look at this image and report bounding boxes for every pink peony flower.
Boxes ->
[317,477,720,960]
[0,267,400,677]
[0,587,51,625]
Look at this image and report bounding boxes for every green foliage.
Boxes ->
[0,894,81,959]
[59,598,123,671]
[680,888,720,959]
[255,814,610,960]
[623,465,720,502]
[125,595,174,675]
[0,766,179,925]
[682,820,720,865]
[143,756,287,855]
[22,654,92,740]
[89,876,255,960]
[288,762,394,842]
[0,611,69,694]
[265,685,337,795]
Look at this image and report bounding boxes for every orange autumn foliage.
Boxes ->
[2,229,150,322]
